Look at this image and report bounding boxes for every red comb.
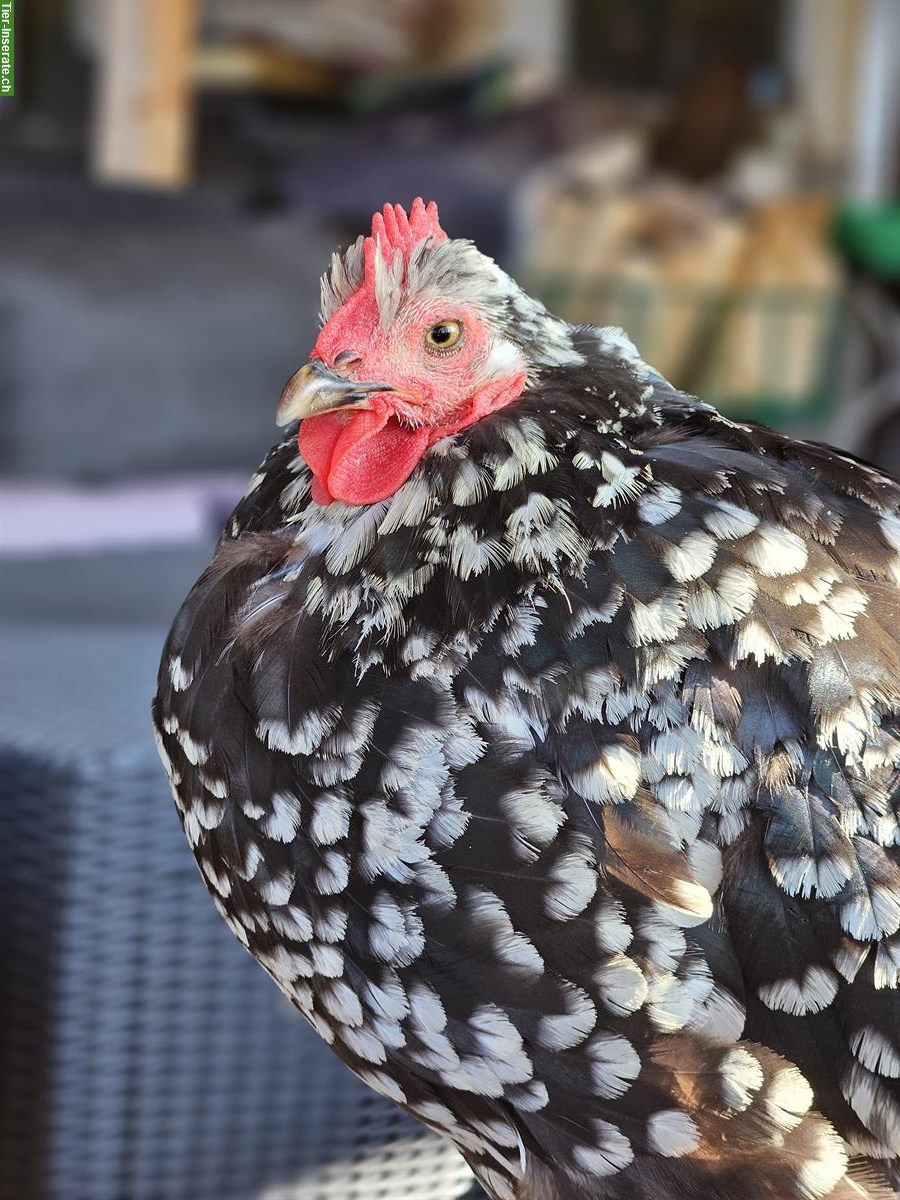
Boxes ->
[363,198,447,280]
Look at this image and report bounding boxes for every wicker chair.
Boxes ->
[0,621,480,1200]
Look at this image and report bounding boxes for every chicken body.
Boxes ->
[154,206,900,1199]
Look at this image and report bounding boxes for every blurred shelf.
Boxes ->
[193,40,343,99]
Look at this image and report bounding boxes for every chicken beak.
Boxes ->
[276,360,395,426]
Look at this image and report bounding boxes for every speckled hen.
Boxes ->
[154,200,900,1199]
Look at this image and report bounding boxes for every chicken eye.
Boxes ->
[424,320,463,353]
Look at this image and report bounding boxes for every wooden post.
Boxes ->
[785,0,869,178]
[92,0,198,189]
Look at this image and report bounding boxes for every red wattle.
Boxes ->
[299,410,430,505]
[299,412,344,481]
[298,372,528,506]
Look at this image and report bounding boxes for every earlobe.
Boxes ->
[484,337,525,379]
[426,369,528,446]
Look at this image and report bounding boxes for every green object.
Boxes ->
[0,0,13,98]
[530,274,844,429]
[833,203,900,280]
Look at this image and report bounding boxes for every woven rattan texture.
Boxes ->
[0,625,476,1200]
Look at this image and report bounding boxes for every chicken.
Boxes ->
[153,200,900,1200]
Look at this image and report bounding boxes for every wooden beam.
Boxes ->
[786,0,869,175]
[92,0,198,189]
[193,42,342,100]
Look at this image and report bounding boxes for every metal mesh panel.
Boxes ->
[0,625,477,1200]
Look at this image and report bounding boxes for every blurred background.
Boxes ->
[2,1,899,1198]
